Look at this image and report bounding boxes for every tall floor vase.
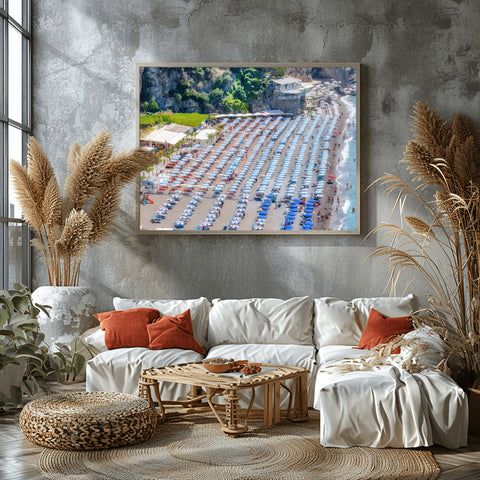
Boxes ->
[32,286,98,350]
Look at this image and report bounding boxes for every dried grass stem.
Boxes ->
[10,133,158,286]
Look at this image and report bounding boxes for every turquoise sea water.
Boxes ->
[336,95,357,231]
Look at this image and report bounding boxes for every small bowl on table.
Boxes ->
[202,361,232,373]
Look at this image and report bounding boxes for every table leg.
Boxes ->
[289,373,309,422]
[187,385,203,407]
[264,383,273,426]
[153,381,166,423]
[223,390,248,435]
[274,381,281,424]
[300,371,309,419]
[139,379,165,424]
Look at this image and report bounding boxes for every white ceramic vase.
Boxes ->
[32,286,98,350]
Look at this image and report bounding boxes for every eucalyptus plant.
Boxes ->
[0,284,93,408]
[0,283,49,406]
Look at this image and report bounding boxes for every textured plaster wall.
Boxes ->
[32,0,480,311]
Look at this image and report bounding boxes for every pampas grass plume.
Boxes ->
[9,132,158,286]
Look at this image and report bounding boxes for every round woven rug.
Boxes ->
[39,412,440,480]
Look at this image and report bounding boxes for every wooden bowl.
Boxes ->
[202,362,232,373]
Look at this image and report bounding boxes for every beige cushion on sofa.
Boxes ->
[207,297,314,346]
[313,294,418,348]
[353,295,419,323]
[82,326,107,353]
[113,297,211,350]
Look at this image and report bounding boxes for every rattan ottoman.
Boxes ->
[19,391,156,450]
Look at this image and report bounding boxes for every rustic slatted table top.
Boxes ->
[141,362,308,389]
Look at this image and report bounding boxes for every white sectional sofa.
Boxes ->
[84,294,468,449]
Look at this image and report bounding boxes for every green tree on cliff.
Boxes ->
[222,93,247,113]
[142,97,159,113]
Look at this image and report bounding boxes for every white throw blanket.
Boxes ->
[314,345,468,448]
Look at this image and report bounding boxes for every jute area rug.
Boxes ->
[39,411,440,480]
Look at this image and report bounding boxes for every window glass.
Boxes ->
[8,125,23,219]
[8,24,23,123]
[1,1,31,290]
[0,21,4,115]
[8,222,24,289]
[8,0,22,27]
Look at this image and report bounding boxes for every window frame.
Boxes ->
[0,0,32,290]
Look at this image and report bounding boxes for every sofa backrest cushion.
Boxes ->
[207,296,314,346]
[313,294,418,348]
[113,297,211,350]
[82,326,107,353]
[402,325,446,367]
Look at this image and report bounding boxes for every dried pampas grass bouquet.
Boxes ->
[10,131,157,286]
[369,102,480,390]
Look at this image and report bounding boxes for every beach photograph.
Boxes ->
[137,65,359,234]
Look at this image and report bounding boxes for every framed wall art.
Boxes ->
[136,63,359,234]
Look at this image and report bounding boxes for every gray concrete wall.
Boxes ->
[31,0,480,311]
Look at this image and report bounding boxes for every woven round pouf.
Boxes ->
[19,392,156,450]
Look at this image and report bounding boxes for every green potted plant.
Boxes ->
[1,284,96,409]
[26,336,99,385]
[369,102,480,432]
[0,284,49,406]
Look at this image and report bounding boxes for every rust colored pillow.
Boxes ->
[147,309,206,354]
[357,308,413,354]
[95,308,160,349]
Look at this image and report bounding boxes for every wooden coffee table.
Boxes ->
[139,362,309,436]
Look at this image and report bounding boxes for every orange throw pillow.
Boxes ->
[357,308,413,354]
[95,308,160,349]
[147,309,206,354]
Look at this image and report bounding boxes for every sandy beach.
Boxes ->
[140,96,357,233]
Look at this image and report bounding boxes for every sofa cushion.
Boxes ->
[317,344,367,367]
[113,297,211,350]
[86,347,204,397]
[205,343,317,409]
[81,326,107,353]
[147,309,206,354]
[94,308,160,349]
[207,297,313,346]
[353,295,419,322]
[313,294,417,348]
[357,309,413,353]
[401,326,446,367]
[314,359,467,449]
[315,344,467,448]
